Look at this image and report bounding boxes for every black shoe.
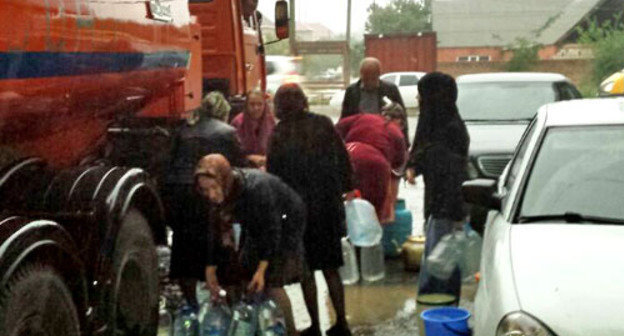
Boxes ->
[326,324,352,336]
[300,326,322,336]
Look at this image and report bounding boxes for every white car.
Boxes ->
[265,55,304,94]
[381,71,426,109]
[328,72,426,110]
[464,98,624,336]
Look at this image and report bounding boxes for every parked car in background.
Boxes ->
[464,98,624,336]
[380,72,426,109]
[328,71,426,110]
[457,72,582,233]
[265,55,304,94]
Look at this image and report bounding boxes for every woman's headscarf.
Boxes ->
[235,91,276,155]
[413,72,468,152]
[194,153,232,189]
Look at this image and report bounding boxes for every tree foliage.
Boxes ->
[263,30,290,56]
[365,0,431,35]
[577,14,624,89]
[505,38,541,72]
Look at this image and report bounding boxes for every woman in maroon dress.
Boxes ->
[335,103,407,223]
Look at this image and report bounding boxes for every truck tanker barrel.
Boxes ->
[0,0,194,168]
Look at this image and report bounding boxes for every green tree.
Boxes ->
[577,15,624,95]
[350,39,365,77]
[505,38,541,72]
[365,0,431,35]
[263,30,290,56]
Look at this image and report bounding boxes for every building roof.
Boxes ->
[457,72,570,83]
[432,0,608,48]
[542,98,624,126]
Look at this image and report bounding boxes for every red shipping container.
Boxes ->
[365,32,437,73]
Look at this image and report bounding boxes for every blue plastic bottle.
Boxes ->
[173,305,200,336]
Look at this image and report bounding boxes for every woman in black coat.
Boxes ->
[163,92,244,307]
[196,154,305,336]
[267,83,354,336]
[405,72,470,300]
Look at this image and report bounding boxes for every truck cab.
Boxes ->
[190,0,286,114]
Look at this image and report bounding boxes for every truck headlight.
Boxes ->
[496,312,556,336]
[467,160,480,180]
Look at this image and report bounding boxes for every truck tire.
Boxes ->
[111,208,159,336]
[0,264,81,336]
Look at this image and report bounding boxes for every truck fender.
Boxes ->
[0,216,89,332]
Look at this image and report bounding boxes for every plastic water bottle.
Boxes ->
[257,300,286,336]
[360,243,386,282]
[227,301,257,336]
[200,296,231,336]
[173,305,200,336]
[338,237,359,285]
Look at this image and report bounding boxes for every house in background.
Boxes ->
[433,0,624,63]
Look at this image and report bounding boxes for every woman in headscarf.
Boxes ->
[405,72,470,300]
[163,91,244,307]
[196,154,305,336]
[267,83,355,336]
[230,90,276,169]
[335,103,407,223]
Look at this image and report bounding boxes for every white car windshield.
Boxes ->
[520,126,624,222]
[457,82,556,121]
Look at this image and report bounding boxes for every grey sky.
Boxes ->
[258,0,393,38]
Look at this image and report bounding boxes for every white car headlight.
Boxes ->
[496,312,556,336]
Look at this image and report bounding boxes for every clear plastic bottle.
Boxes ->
[173,305,200,336]
[200,291,231,336]
[257,300,286,336]
[338,237,359,285]
[360,243,385,282]
[227,300,257,336]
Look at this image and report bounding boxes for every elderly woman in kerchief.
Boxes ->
[163,91,245,307]
[196,154,305,335]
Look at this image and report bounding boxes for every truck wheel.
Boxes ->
[112,208,159,336]
[0,265,81,336]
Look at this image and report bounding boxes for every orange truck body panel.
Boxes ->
[0,0,194,167]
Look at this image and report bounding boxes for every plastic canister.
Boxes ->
[382,199,413,257]
[421,307,471,336]
[416,294,456,336]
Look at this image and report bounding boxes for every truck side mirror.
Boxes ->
[463,179,502,211]
[275,0,289,40]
